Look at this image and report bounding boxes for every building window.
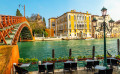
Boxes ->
[89,16,91,20]
[70,30,71,33]
[75,34,76,36]
[85,16,86,20]
[70,34,71,36]
[75,30,76,32]
[69,15,71,20]
[52,22,55,26]
[82,16,84,20]
[74,15,76,20]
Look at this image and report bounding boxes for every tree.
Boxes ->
[16,9,22,16]
[43,17,46,25]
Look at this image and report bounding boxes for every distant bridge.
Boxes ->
[0,15,33,45]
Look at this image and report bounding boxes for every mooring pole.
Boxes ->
[52,49,54,58]
[117,39,119,55]
[92,46,95,60]
[69,49,72,58]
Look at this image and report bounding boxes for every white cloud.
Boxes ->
[103,0,120,21]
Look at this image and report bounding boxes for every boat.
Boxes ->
[85,38,94,40]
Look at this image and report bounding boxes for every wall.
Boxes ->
[2,45,20,74]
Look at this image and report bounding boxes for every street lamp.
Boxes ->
[109,19,114,37]
[19,4,25,17]
[92,18,97,38]
[101,7,107,67]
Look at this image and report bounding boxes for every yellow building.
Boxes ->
[48,17,57,37]
[49,10,92,38]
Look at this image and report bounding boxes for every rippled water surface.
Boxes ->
[18,38,119,70]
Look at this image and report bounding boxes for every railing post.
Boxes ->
[69,49,72,58]
[52,49,54,58]
[117,39,119,55]
[92,46,95,60]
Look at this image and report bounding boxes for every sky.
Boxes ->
[0,0,120,27]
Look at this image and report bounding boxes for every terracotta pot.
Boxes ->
[32,62,37,64]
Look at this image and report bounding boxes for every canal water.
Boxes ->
[18,38,119,71]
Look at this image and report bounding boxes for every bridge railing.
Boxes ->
[0,15,27,29]
[0,15,28,44]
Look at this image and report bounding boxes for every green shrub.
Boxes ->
[18,58,24,63]
[47,57,52,61]
[77,56,82,59]
[24,58,31,63]
[31,58,38,63]
[58,57,62,60]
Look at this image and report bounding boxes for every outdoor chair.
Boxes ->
[107,59,111,65]
[71,62,77,74]
[111,59,119,69]
[85,61,93,71]
[71,62,77,70]
[14,65,28,74]
[38,64,46,73]
[47,64,54,74]
[93,61,99,67]
[94,69,106,74]
[106,68,113,74]
[64,63,71,74]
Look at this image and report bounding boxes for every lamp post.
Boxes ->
[109,19,114,37]
[101,7,107,67]
[19,4,25,17]
[92,18,97,38]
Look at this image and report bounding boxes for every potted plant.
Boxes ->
[77,56,82,61]
[115,55,120,59]
[87,55,92,59]
[58,57,62,62]
[42,58,47,63]
[62,56,68,62]
[83,56,86,60]
[68,56,74,61]
[24,58,31,63]
[46,57,52,62]
[18,58,24,65]
[52,58,57,62]
[31,58,38,64]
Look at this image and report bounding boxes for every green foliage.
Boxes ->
[58,57,62,60]
[83,56,86,59]
[62,56,68,60]
[115,55,120,59]
[24,58,31,63]
[87,55,92,58]
[68,56,74,59]
[52,58,57,61]
[31,58,38,63]
[43,17,46,25]
[77,56,82,59]
[47,57,52,61]
[42,58,46,62]
[18,58,24,63]
[16,9,22,16]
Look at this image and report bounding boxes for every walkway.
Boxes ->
[29,68,120,74]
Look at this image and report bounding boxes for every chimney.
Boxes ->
[86,11,88,14]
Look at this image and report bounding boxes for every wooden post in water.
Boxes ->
[117,39,119,55]
[69,49,72,58]
[52,49,54,58]
[92,46,95,60]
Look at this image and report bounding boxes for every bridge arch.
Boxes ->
[12,22,33,45]
[0,15,33,45]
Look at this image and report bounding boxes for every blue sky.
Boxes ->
[0,0,119,26]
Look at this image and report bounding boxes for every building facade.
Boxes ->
[91,15,111,38]
[48,10,92,39]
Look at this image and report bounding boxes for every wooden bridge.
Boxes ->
[0,15,33,45]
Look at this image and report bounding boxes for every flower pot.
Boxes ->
[32,62,37,64]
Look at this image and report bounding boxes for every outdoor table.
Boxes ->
[107,57,116,68]
[65,60,75,63]
[95,65,106,70]
[86,59,96,62]
[20,63,31,67]
[43,62,53,65]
